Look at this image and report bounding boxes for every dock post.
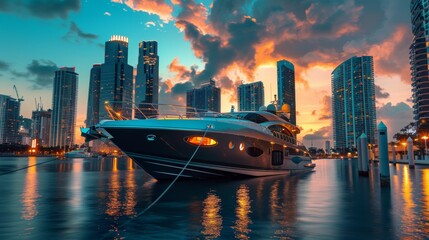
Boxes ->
[407,137,415,169]
[357,135,363,174]
[391,143,396,166]
[378,122,390,186]
[359,133,369,176]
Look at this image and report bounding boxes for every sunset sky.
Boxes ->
[0,0,414,148]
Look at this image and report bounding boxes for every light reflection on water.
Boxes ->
[201,191,222,239]
[2,157,429,239]
[21,156,39,221]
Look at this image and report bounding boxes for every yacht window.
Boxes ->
[268,125,293,137]
[243,113,268,123]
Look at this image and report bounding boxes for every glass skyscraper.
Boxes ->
[186,79,221,112]
[277,60,296,125]
[99,36,133,120]
[331,56,376,150]
[50,67,78,147]
[238,81,264,111]
[86,64,101,126]
[0,94,20,144]
[410,0,429,128]
[135,41,159,118]
[31,109,52,147]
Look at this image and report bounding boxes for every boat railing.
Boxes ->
[272,131,303,146]
[102,101,221,120]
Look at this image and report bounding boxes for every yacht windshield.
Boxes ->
[220,112,269,124]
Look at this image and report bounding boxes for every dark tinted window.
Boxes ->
[244,113,268,123]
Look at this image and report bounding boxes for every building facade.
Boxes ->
[238,81,264,111]
[186,79,221,113]
[31,109,52,147]
[410,0,429,128]
[50,67,78,147]
[331,56,376,150]
[277,60,296,125]
[86,64,101,126]
[135,41,159,117]
[0,94,21,144]
[99,36,133,120]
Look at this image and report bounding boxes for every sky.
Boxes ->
[0,0,414,148]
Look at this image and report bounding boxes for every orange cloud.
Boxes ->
[113,0,173,22]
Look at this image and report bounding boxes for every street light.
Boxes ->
[422,136,428,160]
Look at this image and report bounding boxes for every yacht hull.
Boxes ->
[102,125,314,180]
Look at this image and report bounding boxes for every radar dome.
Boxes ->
[281,104,291,113]
[266,104,277,113]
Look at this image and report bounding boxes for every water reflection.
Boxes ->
[201,191,222,239]
[422,170,429,232]
[105,157,138,218]
[6,157,429,239]
[21,156,40,220]
[232,184,252,240]
[401,166,416,237]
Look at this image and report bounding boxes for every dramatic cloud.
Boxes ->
[26,60,58,89]
[0,60,9,71]
[0,0,80,19]
[112,0,173,22]
[159,0,411,107]
[303,126,332,141]
[63,22,98,42]
[318,95,332,120]
[374,84,390,99]
[377,102,413,140]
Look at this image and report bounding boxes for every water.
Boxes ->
[0,157,428,239]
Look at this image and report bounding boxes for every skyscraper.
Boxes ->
[86,64,101,126]
[277,60,296,125]
[31,109,52,147]
[410,0,429,128]
[238,81,264,111]
[331,56,376,150]
[135,41,159,117]
[99,36,133,120]
[186,79,221,112]
[50,67,78,147]
[0,94,20,144]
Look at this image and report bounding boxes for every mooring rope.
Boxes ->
[0,157,58,176]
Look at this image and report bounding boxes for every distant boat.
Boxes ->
[65,149,92,158]
[81,102,315,180]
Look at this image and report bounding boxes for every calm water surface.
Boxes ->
[0,157,429,239]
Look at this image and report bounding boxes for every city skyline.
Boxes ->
[0,0,414,147]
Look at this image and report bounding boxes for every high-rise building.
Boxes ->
[31,109,52,147]
[99,36,133,120]
[331,56,376,150]
[18,117,32,146]
[0,94,20,144]
[238,81,264,111]
[86,64,101,126]
[410,0,429,128]
[135,41,159,117]
[186,79,221,112]
[277,60,296,125]
[50,67,78,147]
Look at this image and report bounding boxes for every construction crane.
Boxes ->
[13,85,24,102]
[34,98,39,111]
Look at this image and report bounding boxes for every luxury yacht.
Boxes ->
[81,102,315,180]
